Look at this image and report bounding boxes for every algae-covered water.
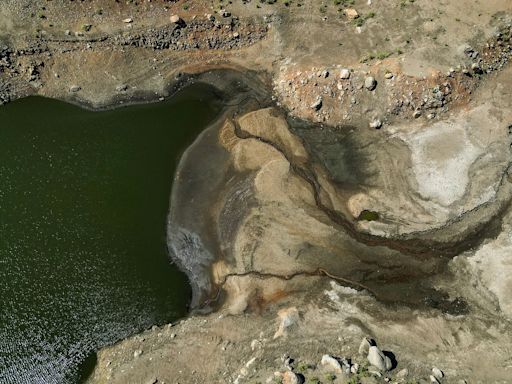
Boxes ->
[0,84,223,383]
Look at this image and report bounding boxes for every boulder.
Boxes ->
[344,8,359,20]
[320,354,343,373]
[340,68,351,79]
[432,367,444,380]
[369,118,382,129]
[170,14,181,24]
[367,346,392,371]
[122,18,133,23]
[310,96,322,111]
[365,76,377,90]
[358,337,373,356]
[69,85,81,93]
[282,371,303,384]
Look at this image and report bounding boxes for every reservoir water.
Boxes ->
[0,84,223,383]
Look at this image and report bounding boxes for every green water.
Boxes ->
[0,85,223,383]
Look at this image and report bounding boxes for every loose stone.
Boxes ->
[365,76,377,90]
[340,68,351,79]
[310,96,323,111]
[170,15,182,24]
[367,346,392,371]
[370,118,382,129]
[432,367,444,380]
[320,354,343,373]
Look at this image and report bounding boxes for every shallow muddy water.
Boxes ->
[0,84,223,383]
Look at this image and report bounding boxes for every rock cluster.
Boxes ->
[274,21,512,127]
[0,44,13,72]
[479,23,512,72]
[116,18,266,51]
[268,337,457,384]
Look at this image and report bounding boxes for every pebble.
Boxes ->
[133,349,143,358]
[69,85,81,92]
[385,72,394,79]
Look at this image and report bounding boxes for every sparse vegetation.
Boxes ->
[358,210,380,221]
[354,11,376,27]
[297,361,313,372]
[400,0,416,7]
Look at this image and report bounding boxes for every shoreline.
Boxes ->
[2,1,512,383]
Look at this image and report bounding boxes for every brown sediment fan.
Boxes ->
[232,114,511,260]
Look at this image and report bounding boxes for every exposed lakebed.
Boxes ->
[0,84,223,383]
